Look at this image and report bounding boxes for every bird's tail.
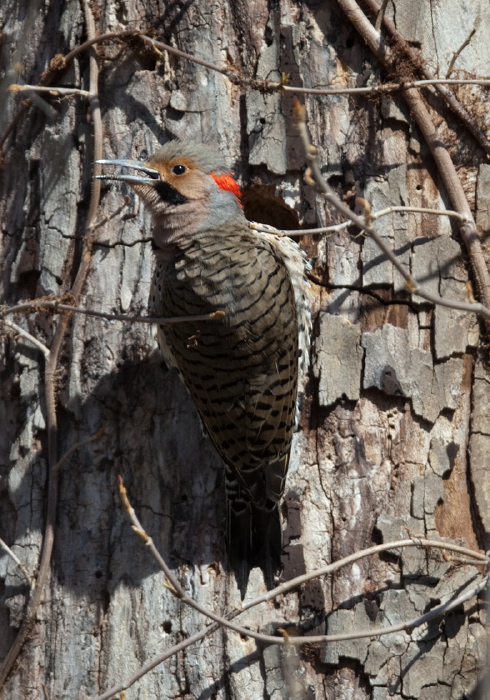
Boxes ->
[227,492,282,599]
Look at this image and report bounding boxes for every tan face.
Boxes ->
[144,155,215,202]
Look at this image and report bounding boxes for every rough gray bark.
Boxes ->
[0,1,489,698]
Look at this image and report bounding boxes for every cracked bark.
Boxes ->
[0,0,488,698]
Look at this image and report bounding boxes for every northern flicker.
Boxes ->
[96,141,310,596]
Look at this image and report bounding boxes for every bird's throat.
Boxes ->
[151,200,210,254]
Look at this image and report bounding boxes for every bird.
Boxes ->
[96,140,310,597]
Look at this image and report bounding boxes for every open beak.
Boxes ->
[94,159,160,185]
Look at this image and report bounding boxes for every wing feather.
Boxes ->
[153,229,298,507]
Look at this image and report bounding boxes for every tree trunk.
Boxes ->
[1,0,488,698]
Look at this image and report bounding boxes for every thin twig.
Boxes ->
[292,100,490,319]
[3,71,57,120]
[94,621,222,700]
[250,205,466,239]
[250,222,350,236]
[371,205,466,222]
[5,24,490,154]
[2,319,50,357]
[7,84,91,97]
[53,29,490,98]
[446,28,477,79]
[53,429,105,474]
[282,79,490,96]
[0,538,33,589]
[120,478,488,648]
[92,534,488,700]
[360,0,490,156]
[103,480,488,700]
[306,573,488,644]
[62,30,242,86]
[259,539,488,598]
[3,20,490,151]
[443,555,489,567]
[332,0,490,328]
[62,30,137,63]
[1,300,226,325]
[374,0,390,31]
[141,36,240,84]
[402,87,490,317]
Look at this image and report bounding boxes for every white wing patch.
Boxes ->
[249,222,311,375]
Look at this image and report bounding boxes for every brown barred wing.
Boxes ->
[152,229,299,594]
[154,229,299,508]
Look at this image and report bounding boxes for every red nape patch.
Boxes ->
[211,172,243,207]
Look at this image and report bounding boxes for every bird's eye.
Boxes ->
[172,164,187,175]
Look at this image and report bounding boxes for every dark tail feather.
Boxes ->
[251,500,282,589]
[227,498,253,598]
[227,497,282,598]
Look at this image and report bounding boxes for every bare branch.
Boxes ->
[1,300,226,326]
[3,19,490,152]
[104,484,489,700]
[141,35,241,84]
[0,538,33,589]
[250,221,350,236]
[292,100,490,320]
[371,205,467,222]
[62,30,138,63]
[446,28,477,78]
[2,319,50,357]
[282,79,490,96]
[3,69,57,120]
[250,205,467,239]
[7,84,90,97]
[374,0,390,31]
[255,538,488,600]
[92,532,488,699]
[301,574,489,645]
[60,29,490,98]
[360,0,490,156]
[120,477,488,649]
[53,429,105,474]
[66,29,490,99]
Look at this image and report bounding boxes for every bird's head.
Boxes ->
[95,140,245,249]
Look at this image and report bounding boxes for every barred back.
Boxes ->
[150,227,300,594]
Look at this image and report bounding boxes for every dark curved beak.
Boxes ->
[94,159,160,185]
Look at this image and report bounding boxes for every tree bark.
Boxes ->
[1,0,489,698]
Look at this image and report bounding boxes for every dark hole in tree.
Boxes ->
[241,185,300,230]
